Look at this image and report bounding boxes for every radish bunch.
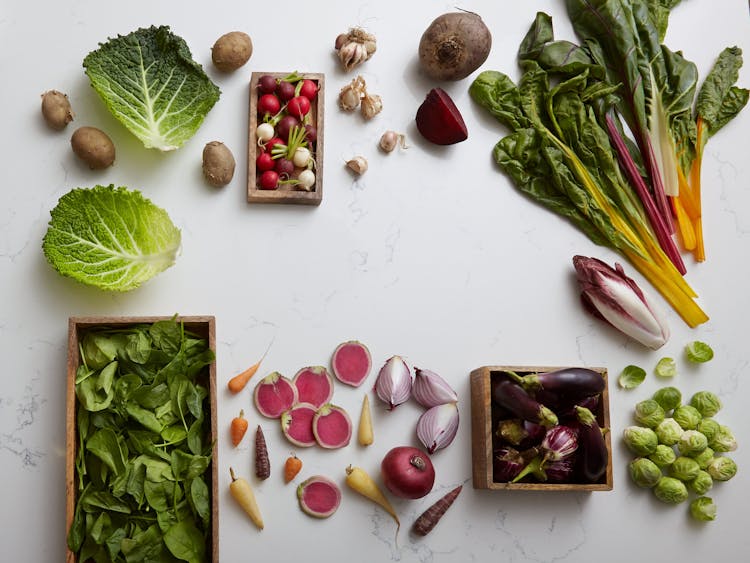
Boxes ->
[255,73,319,191]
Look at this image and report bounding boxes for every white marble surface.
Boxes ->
[1,0,749,561]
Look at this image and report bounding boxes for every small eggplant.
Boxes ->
[492,379,558,428]
[545,457,576,483]
[506,368,605,401]
[492,447,525,482]
[574,406,609,482]
[495,418,546,448]
[541,425,578,462]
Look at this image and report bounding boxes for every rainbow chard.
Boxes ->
[573,255,670,349]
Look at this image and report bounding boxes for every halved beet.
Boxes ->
[253,372,298,419]
[312,404,352,449]
[297,475,342,518]
[281,402,317,447]
[293,366,334,408]
[331,341,372,387]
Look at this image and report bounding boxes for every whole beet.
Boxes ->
[418,12,492,81]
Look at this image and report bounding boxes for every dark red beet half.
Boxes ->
[415,88,468,145]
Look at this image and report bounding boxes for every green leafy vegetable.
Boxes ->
[655,357,677,378]
[43,185,181,291]
[685,341,714,363]
[618,365,647,389]
[84,26,220,151]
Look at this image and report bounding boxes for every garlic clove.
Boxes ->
[361,93,383,120]
[413,368,458,409]
[416,403,459,454]
[374,355,412,410]
[346,156,368,176]
[338,76,366,111]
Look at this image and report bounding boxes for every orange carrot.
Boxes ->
[230,409,249,447]
[227,338,274,393]
[283,453,303,483]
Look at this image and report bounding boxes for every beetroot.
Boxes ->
[297,475,342,518]
[331,340,372,387]
[312,404,352,449]
[253,372,297,418]
[415,88,468,145]
[293,366,334,408]
[281,403,318,447]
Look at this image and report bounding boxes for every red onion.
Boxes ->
[413,368,458,408]
[374,356,412,410]
[381,446,435,499]
[416,402,459,454]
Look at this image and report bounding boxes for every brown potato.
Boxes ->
[202,141,235,187]
[41,90,74,130]
[71,126,115,169]
[212,31,253,72]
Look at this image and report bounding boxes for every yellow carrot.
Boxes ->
[229,467,264,529]
[345,465,399,531]
[357,394,374,446]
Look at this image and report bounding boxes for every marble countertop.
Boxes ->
[1,1,749,561]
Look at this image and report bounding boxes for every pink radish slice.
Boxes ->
[293,366,334,408]
[331,341,372,387]
[253,372,298,419]
[281,403,317,447]
[297,475,342,518]
[312,404,352,449]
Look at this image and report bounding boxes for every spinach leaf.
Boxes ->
[76,360,118,412]
[171,450,211,481]
[145,480,181,513]
[189,477,211,526]
[86,428,127,475]
[163,520,205,563]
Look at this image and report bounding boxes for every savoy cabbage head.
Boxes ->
[84,26,220,151]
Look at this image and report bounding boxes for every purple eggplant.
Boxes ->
[492,379,558,428]
[574,406,609,482]
[506,368,605,401]
[557,394,601,421]
[545,457,576,483]
[493,447,525,482]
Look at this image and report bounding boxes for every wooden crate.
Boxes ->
[470,365,613,491]
[247,72,324,205]
[65,316,218,562]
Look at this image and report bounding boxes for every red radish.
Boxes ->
[258,75,277,94]
[312,404,352,449]
[256,152,274,172]
[415,88,468,145]
[253,372,297,418]
[281,403,317,447]
[303,124,317,144]
[381,446,435,499]
[331,341,372,387]
[287,96,311,119]
[297,475,342,518]
[276,115,300,142]
[276,80,296,102]
[299,79,318,100]
[259,170,279,190]
[258,94,281,116]
[293,366,334,408]
[274,158,294,178]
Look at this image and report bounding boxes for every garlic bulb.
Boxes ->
[361,93,383,120]
[335,27,377,72]
[339,76,367,111]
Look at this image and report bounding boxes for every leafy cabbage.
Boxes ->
[84,26,220,151]
[43,185,181,291]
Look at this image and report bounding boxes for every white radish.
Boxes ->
[293,147,311,167]
[257,123,275,142]
[298,169,315,190]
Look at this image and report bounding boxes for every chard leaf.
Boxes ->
[83,25,220,151]
[468,71,529,130]
[43,185,181,291]
[696,47,750,137]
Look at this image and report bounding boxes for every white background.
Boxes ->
[1,1,749,561]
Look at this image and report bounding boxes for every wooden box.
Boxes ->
[247,72,324,205]
[65,316,218,562]
[470,366,613,491]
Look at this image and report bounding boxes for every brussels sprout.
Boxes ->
[654,357,677,378]
[690,497,717,522]
[707,456,737,482]
[688,470,713,495]
[696,418,720,442]
[655,418,683,446]
[653,476,689,504]
[689,391,722,417]
[648,444,677,468]
[671,456,700,481]
[709,425,737,453]
[623,426,659,456]
[685,341,713,363]
[652,386,681,411]
[691,447,715,470]
[629,458,662,488]
[673,405,702,430]
[634,399,666,428]
[677,430,708,456]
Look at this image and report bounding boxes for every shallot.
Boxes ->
[412,368,457,408]
[416,402,459,454]
[374,355,412,409]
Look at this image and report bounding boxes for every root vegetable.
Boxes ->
[312,404,352,449]
[258,94,281,117]
[259,170,279,190]
[415,88,468,145]
[297,169,316,191]
[227,339,273,394]
[418,11,492,81]
[281,403,318,447]
[357,394,374,446]
[335,27,377,72]
[381,446,435,499]
[297,476,342,518]
[212,31,253,72]
[374,356,412,410]
[202,141,235,187]
[256,122,275,142]
[345,465,400,530]
[258,75,277,94]
[230,409,249,447]
[292,147,311,168]
[331,340,372,387]
[287,96,311,119]
[255,425,270,480]
[41,90,74,130]
[70,126,115,169]
[229,467,264,529]
[284,453,303,483]
[412,485,462,536]
[253,372,298,418]
[292,366,334,408]
[338,76,366,111]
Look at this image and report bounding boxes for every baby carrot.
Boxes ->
[230,409,249,447]
[283,453,303,483]
[227,338,274,394]
[345,465,400,531]
[255,425,270,480]
[357,394,374,446]
[229,467,264,529]
[412,485,462,536]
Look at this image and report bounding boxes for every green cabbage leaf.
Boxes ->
[43,185,181,291]
[83,26,220,151]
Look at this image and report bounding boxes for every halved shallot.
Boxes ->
[374,355,412,410]
[413,368,458,408]
[416,402,459,454]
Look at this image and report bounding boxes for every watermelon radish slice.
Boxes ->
[253,372,298,419]
[281,402,317,447]
[312,404,352,449]
[331,341,372,387]
[297,475,342,518]
[293,366,334,408]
